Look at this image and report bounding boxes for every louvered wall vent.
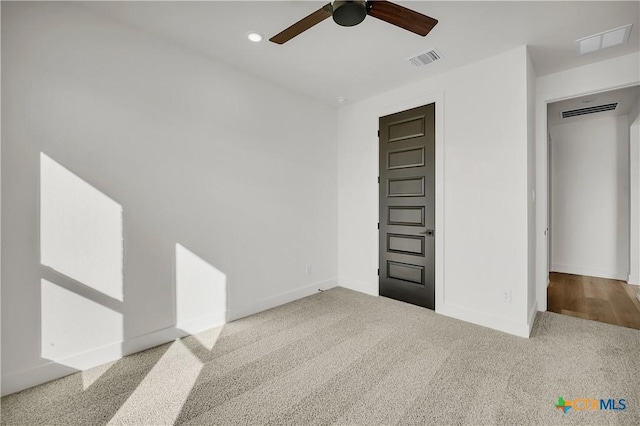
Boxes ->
[561,102,618,118]
[407,48,443,67]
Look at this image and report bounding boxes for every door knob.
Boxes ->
[420,229,435,236]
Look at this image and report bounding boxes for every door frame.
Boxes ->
[536,81,639,311]
[378,91,445,312]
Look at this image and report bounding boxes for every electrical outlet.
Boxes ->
[502,289,511,303]
[306,265,312,276]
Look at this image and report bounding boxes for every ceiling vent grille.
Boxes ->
[561,102,618,119]
[408,48,443,67]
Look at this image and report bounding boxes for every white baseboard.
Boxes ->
[528,300,539,335]
[336,277,377,297]
[1,363,79,398]
[536,278,549,312]
[1,278,337,397]
[551,263,626,281]
[227,278,337,321]
[436,303,531,338]
[1,324,195,397]
[628,274,639,285]
[175,312,227,336]
[338,279,532,338]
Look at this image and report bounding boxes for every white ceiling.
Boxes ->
[79,1,640,107]
[548,85,640,126]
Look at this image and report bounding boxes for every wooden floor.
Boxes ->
[547,272,640,330]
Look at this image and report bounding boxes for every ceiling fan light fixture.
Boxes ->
[332,1,368,27]
[246,32,263,43]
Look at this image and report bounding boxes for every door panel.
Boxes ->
[387,177,425,197]
[387,146,425,169]
[387,261,424,285]
[387,234,424,256]
[387,206,424,226]
[388,116,425,142]
[379,103,435,309]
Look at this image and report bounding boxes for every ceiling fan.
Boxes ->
[270,1,438,44]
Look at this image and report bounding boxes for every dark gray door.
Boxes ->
[379,103,435,309]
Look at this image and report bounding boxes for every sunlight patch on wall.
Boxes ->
[175,244,227,335]
[40,153,123,301]
[41,280,123,366]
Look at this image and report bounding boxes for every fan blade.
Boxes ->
[367,1,438,37]
[270,3,333,44]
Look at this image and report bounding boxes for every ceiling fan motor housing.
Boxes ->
[332,1,369,27]
[269,0,437,44]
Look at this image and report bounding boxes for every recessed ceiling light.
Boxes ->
[337,97,347,104]
[576,24,633,55]
[246,32,263,43]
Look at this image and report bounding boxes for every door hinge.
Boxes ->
[377,268,380,276]
[377,222,379,230]
[377,176,380,183]
[377,130,380,137]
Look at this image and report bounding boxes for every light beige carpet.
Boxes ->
[2,287,639,425]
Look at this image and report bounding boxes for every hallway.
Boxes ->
[547,272,640,329]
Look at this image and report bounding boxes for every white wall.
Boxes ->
[526,49,537,325]
[0,2,3,393]
[535,52,640,310]
[550,115,630,280]
[1,2,338,395]
[338,46,532,337]
[629,103,640,285]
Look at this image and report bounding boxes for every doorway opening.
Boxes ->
[546,85,640,329]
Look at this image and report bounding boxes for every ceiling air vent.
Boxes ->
[561,102,618,119]
[407,48,443,67]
